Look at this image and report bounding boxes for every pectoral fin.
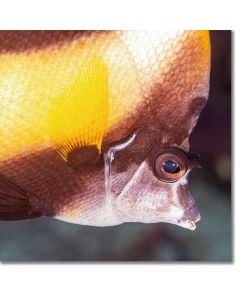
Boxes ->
[47,55,109,169]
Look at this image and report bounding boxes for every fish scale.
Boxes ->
[0,30,210,229]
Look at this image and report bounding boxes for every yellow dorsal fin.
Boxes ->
[48,55,109,162]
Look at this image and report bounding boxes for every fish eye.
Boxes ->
[163,160,180,174]
[154,148,189,183]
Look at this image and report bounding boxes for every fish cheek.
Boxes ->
[114,160,175,222]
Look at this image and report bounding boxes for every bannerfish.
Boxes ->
[0,30,210,230]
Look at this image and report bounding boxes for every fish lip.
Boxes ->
[178,219,198,231]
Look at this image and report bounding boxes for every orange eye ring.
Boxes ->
[154,148,189,183]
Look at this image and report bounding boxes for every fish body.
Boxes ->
[0,30,210,230]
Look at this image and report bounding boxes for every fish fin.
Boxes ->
[48,55,109,166]
[0,174,42,221]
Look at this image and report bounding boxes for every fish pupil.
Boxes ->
[163,160,180,174]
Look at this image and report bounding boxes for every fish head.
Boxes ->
[105,124,200,230]
[109,138,201,230]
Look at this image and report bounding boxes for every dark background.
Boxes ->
[0,30,231,262]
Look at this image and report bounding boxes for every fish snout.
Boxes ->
[178,200,201,230]
[183,203,201,222]
[176,185,201,230]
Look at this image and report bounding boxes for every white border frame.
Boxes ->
[0,1,238,299]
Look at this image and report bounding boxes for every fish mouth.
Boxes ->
[178,219,198,230]
[178,204,201,231]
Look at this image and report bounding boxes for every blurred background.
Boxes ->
[0,30,231,262]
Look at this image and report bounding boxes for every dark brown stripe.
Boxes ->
[0,30,105,54]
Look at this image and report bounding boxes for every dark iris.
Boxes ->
[163,160,180,174]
